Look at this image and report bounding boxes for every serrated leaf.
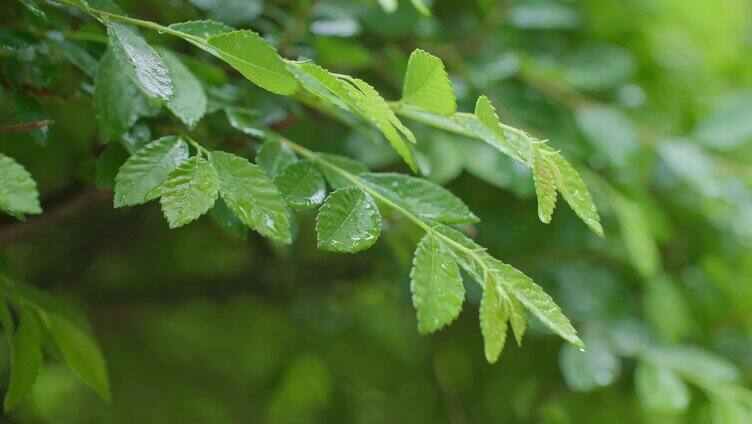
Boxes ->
[107,22,173,101]
[288,63,353,112]
[316,187,381,252]
[0,153,42,216]
[4,306,41,412]
[210,151,292,243]
[114,136,190,207]
[160,156,219,228]
[160,49,207,128]
[256,137,298,178]
[169,20,234,39]
[547,149,603,237]
[207,30,299,95]
[531,147,558,223]
[317,153,368,189]
[225,107,265,137]
[507,294,527,346]
[94,49,152,143]
[490,259,583,348]
[274,160,326,211]
[360,172,478,224]
[480,276,509,363]
[402,49,455,116]
[635,362,690,414]
[410,235,464,334]
[463,95,528,163]
[47,313,110,402]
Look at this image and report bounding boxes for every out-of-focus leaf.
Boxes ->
[187,0,262,26]
[274,160,326,211]
[95,143,129,189]
[507,3,580,30]
[209,197,247,239]
[4,306,42,412]
[634,362,689,414]
[207,30,299,95]
[316,187,381,253]
[160,156,219,228]
[559,334,620,392]
[13,91,49,146]
[643,276,692,342]
[410,235,464,334]
[114,136,190,207]
[611,195,659,278]
[658,139,725,198]
[711,395,750,424]
[575,105,639,167]
[694,93,752,150]
[401,49,456,116]
[210,151,292,243]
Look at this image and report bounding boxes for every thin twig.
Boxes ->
[0,119,54,134]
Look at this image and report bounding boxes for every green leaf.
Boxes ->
[559,335,620,392]
[47,313,110,402]
[160,156,219,228]
[210,151,292,243]
[479,275,509,363]
[360,172,478,224]
[107,22,173,101]
[610,194,658,278]
[18,0,47,21]
[0,153,42,217]
[93,49,151,143]
[13,92,49,146]
[114,136,190,207]
[410,0,431,15]
[0,296,14,342]
[531,147,558,223]
[169,20,234,39]
[711,394,749,424]
[507,294,527,346]
[256,138,298,178]
[402,49,455,116]
[95,143,129,189]
[463,95,528,163]
[274,160,326,211]
[643,276,692,342]
[48,36,99,77]
[635,362,690,414]
[646,346,740,384]
[207,30,299,95]
[490,259,584,348]
[410,235,464,334]
[548,149,603,237]
[316,187,381,252]
[317,153,368,189]
[209,197,248,239]
[4,306,42,412]
[225,107,265,137]
[160,49,207,128]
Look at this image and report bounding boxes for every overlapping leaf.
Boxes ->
[210,151,292,243]
[274,161,326,211]
[4,307,42,412]
[479,276,509,363]
[410,235,464,334]
[256,138,298,178]
[114,136,189,207]
[160,156,219,228]
[160,49,207,128]
[316,187,381,252]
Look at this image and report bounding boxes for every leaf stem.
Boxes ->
[277,136,492,287]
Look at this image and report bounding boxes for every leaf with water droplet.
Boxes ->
[210,151,292,243]
[160,156,219,228]
[256,137,297,178]
[274,160,326,211]
[316,187,381,253]
[410,234,464,334]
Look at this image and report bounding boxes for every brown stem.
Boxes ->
[0,119,55,134]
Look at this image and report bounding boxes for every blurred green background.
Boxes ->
[2,0,752,422]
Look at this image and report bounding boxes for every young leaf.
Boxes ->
[547,149,603,237]
[402,49,456,116]
[316,187,381,252]
[462,96,527,163]
[94,49,152,143]
[507,294,527,346]
[107,22,173,101]
[490,259,584,348]
[4,306,42,412]
[210,151,292,243]
[206,30,299,95]
[317,153,368,189]
[274,161,327,211]
[0,153,42,217]
[160,156,219,228]
[47,313,111,402]
[531,147,558,223]
[360,172,478,224]
[160,49,208,128]
[114,136,190,207]
[256,138,298,178]
[479,276,509,363]
[410,235,464,334]
[635,362,690,414]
